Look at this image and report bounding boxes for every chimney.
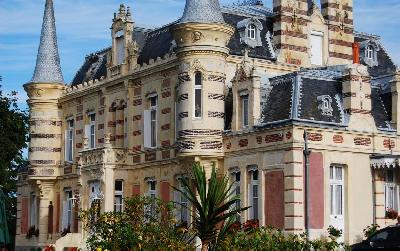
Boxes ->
[352,42,360,64]
[391,70,400,131]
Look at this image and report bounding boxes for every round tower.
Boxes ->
[23,0,65,243]
[172,0,234,158]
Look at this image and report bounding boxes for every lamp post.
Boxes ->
[303,130,311,241]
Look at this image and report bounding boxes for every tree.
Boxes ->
[174,163,249,251]
[0,78,29,250]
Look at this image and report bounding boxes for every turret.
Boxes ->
[23,0,65,243]
[172,0,234,159]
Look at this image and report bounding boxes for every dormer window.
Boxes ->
[366,45,374,60]
[361,41,379,67]
[248,24,256,40]
[237,18,263,48]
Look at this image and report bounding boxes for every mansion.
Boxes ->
[16,0,400,250]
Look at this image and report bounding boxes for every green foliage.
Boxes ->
[173,163,249,250]
[218,226,347,251]
[0,81,29,251]
[363,224,380,239]
[327,225,342,239]
[80,196,194,251]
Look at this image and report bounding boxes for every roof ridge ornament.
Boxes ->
[31,0,64,84]
[179,0,225,24]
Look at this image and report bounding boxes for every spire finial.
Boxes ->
[179,0,225,24]
[31,0,64,84]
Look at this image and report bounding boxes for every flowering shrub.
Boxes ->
[363,224,380,238]
[385,208,398,219]
[242,219,259,232]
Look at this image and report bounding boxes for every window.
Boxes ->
[194,72,202,118]
[247,24,256,40]
[330,166,343,216]
[249,169,259,220]
[115,30,125,65]
[385,170,399,211]
[85,114,96,149]
[65,119,74,162]
[366,45,374,60]
[148,180,157,217]
[233,172,241,222]
[114,180,124,212]
[89,180,101,207]
[29,192,38,227]
[178,178,190,224]
[242,94,249,127]
[124,108,128,148]
[62,190,73,230]
[144,95,158,148]
[310,31,324,65]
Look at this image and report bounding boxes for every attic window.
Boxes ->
[237,18,263,48]
[366,45,374,60]
[248,24,256,40]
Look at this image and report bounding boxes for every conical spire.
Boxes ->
[179,0,225,24]
[31,0,64,84]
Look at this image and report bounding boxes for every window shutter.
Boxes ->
[265,171,284,229]
[161,181,170,202]
[307,152,324,229]
[21,197,29,234]
[395,186,399,211]
[143,110,151,148]
[62,200,68,230]
[64,130,68,161]
[85,125,90,139]
[248,183,252,219]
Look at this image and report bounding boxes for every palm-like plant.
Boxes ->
[174,163,249,251]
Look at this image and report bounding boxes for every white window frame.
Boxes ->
[248,168,259,220]
[330,166,344,216]
[124,108,128,148]
[232,171,241,222]
[29,192,38,227]
[114,180,124,212]
[194,72,203,119]
[247,24,256,40]
[65,119,74,162]
[177,178,190,224]
[148,180,157,217]
[62,189,73,230]
[89,113,96,149]
[384,169,399,211]
[150,96,158,148]
[242,94,249,128]
[366,45,374,60]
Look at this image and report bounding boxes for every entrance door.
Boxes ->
[330,166,344,241]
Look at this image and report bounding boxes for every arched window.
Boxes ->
[194,72,202,118]
[247,24,256,40]
[366,45,374,60]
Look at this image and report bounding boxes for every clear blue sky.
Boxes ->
[1,0,399,109]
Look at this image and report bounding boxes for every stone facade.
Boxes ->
[16,0,400,250]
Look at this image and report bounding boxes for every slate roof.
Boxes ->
[71,4,276,86]
[259,68,393,131]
